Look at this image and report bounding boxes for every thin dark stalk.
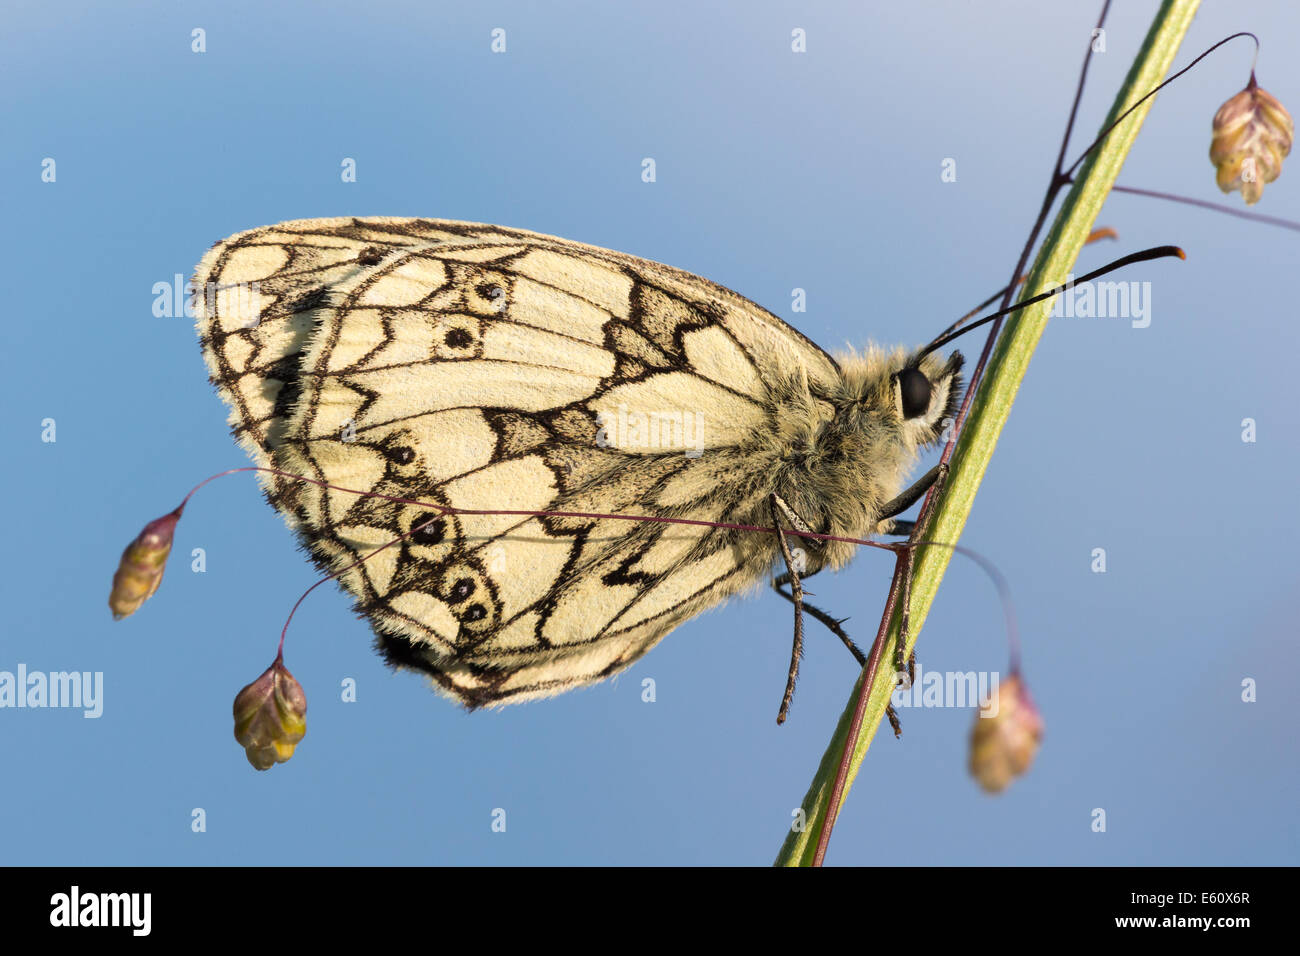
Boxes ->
[1107,183,1300,232]
[809,0,1116,866]
[809,2,1243,865]
[1063,32,1259,180]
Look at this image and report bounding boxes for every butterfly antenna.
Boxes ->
[920,245,1184,358]
[932,227,1119,342]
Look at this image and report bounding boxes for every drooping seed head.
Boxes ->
[108,508,182,620]
[232,658,308,770]
[1210,77,1293,205]
[968,673,1044,794]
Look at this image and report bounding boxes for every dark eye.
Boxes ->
[897,368,931,420]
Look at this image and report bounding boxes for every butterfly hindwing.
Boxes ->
[198,218,847,706]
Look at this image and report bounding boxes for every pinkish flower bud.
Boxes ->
[1210,76,1293,205]
[233,659,307,770]
[108,508,182,620]
[969,674,1043,794]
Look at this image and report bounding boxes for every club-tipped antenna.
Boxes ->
[919,245,1184,358]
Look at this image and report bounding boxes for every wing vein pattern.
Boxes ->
[195,217,846,706]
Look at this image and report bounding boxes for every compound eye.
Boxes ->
[897,367,932,420]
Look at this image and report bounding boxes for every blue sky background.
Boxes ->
[2,0,1296,865]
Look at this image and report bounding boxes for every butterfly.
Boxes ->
[194,217,962,713]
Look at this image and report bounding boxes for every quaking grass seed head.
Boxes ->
[1210,75,1294,205]
[233,658,308,771]
[968,674,1043,794]
[108,507,183,620]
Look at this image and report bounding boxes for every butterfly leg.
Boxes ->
[877,518,916,537]
[886,547,919,738]
[772,571,911,738]
[876,464,945,719]
[770,493,818,725]
[867,465,945,735]
[772,571,865,665]
[875,463,944,533]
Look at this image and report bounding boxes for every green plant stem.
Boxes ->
[775,0,1200,867]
